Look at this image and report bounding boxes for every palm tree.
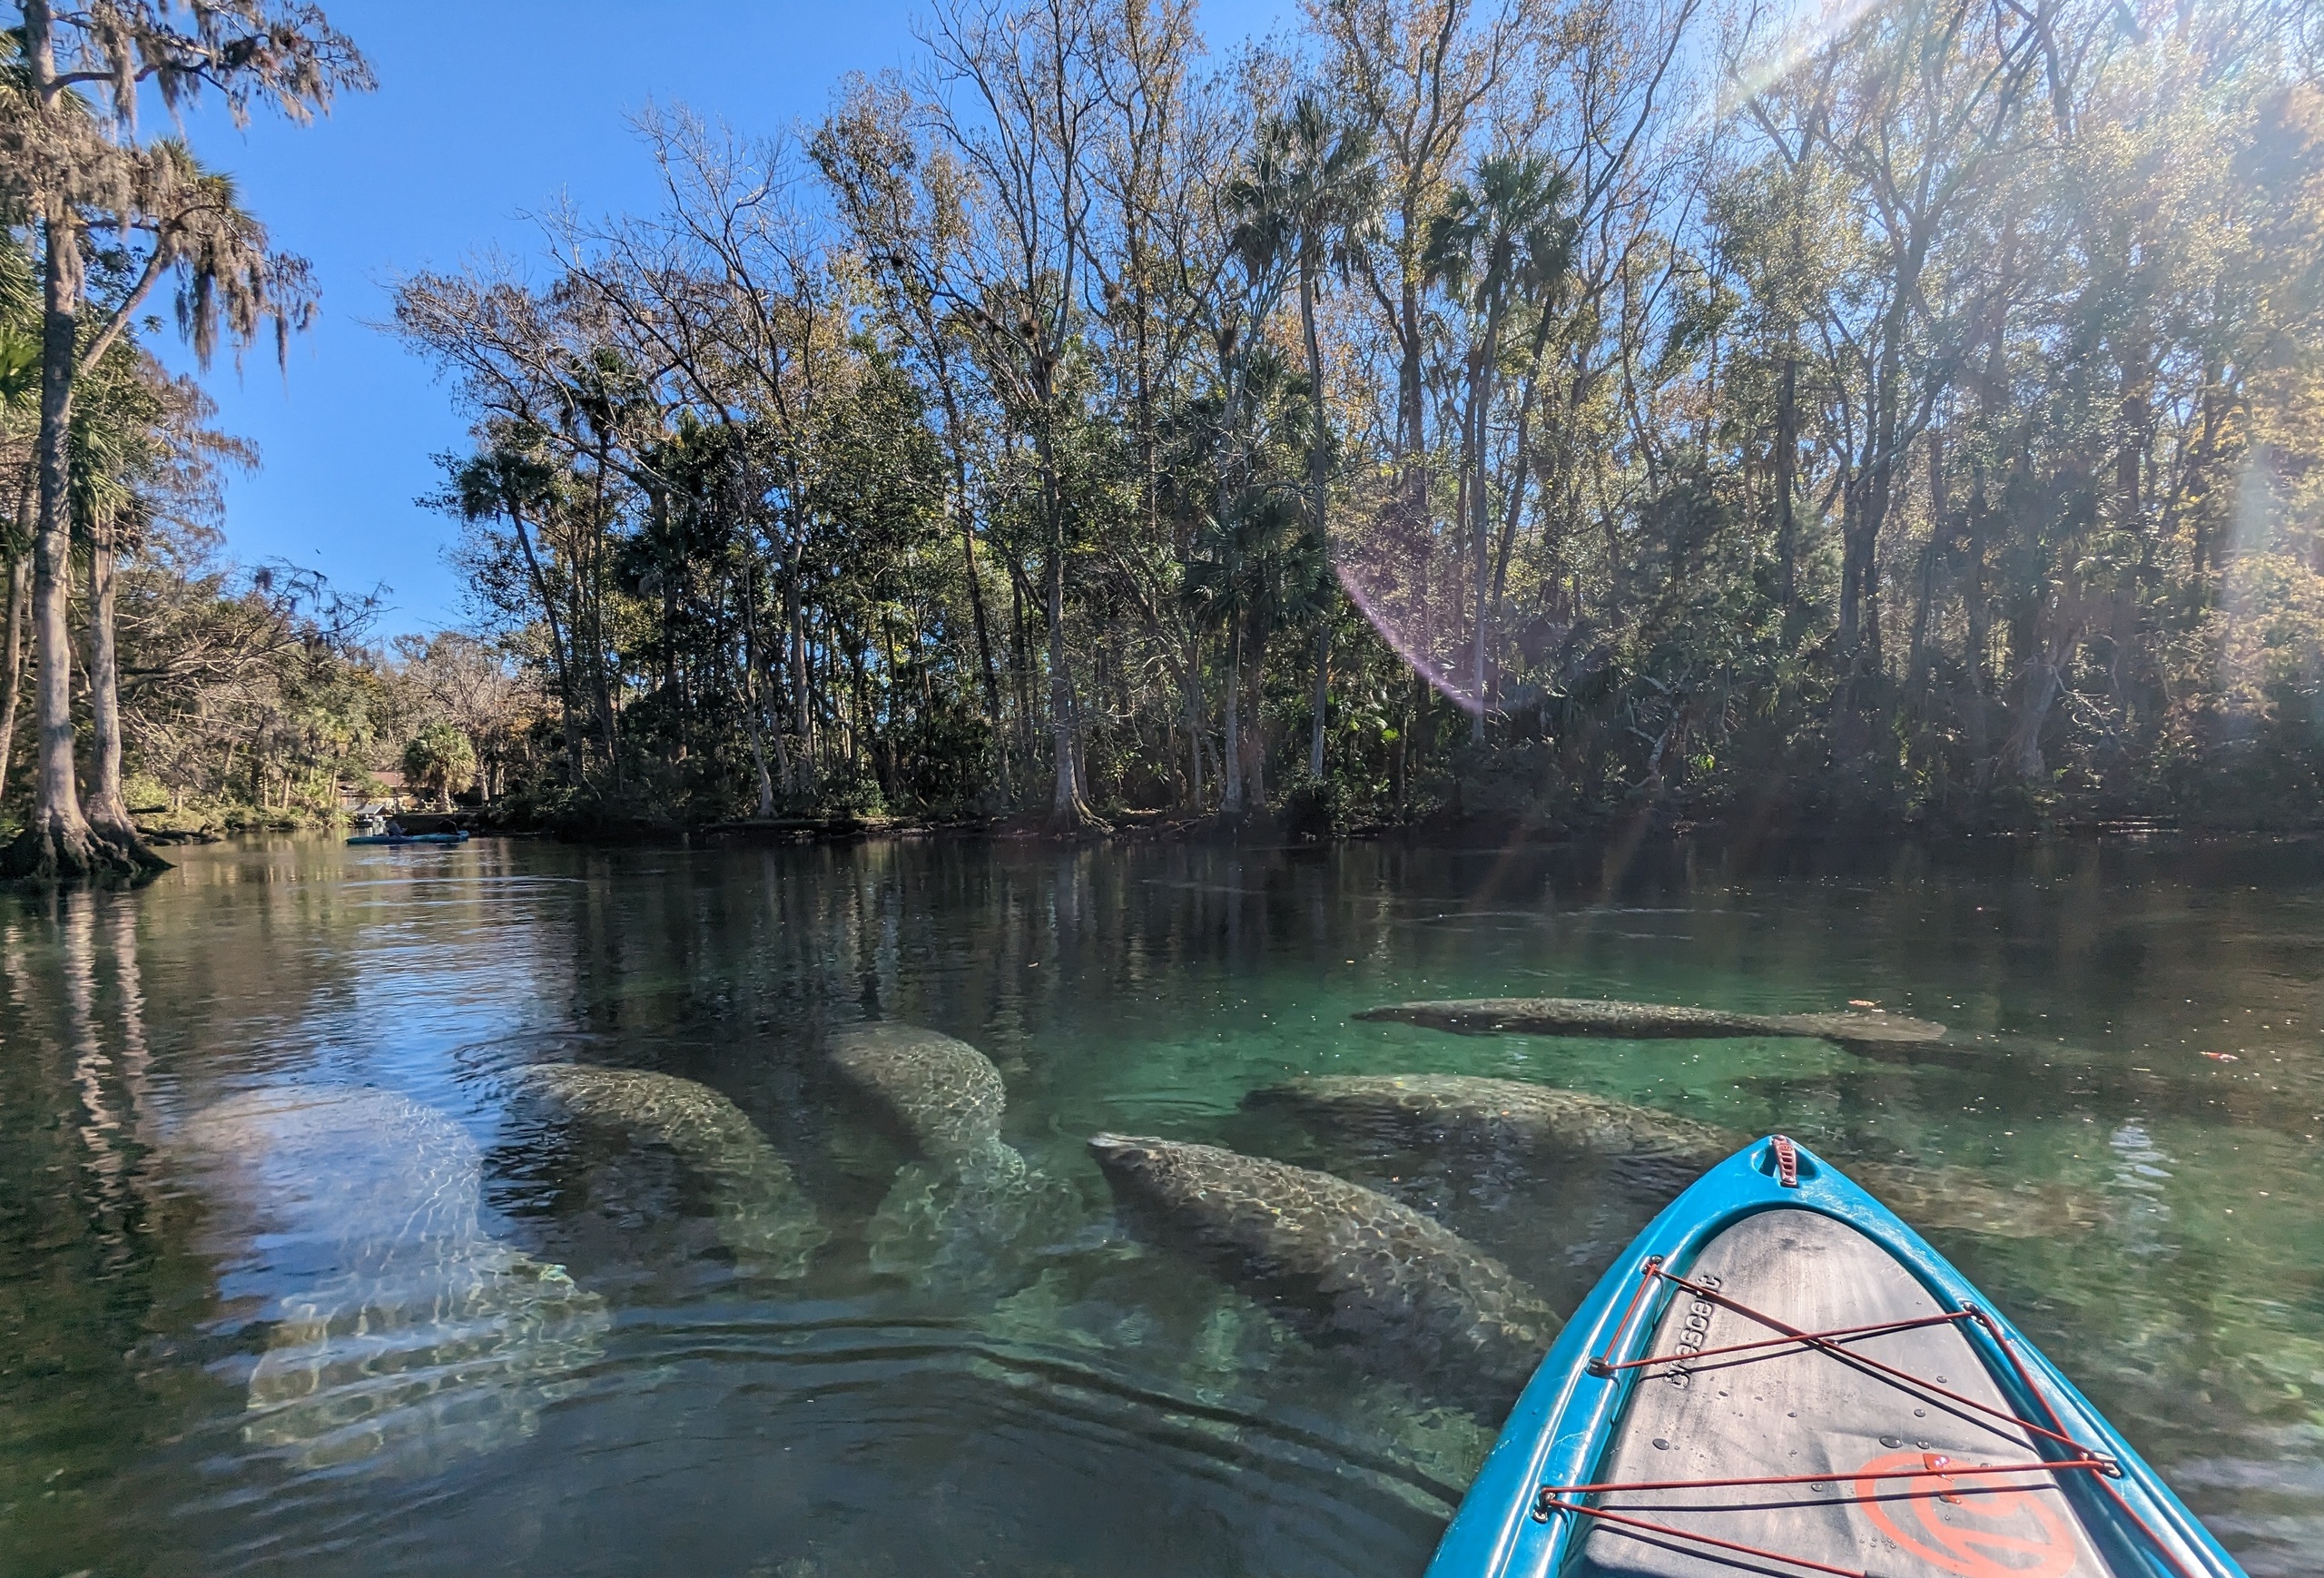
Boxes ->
[1178,348,1323,819]
[1233,94,1378,781]
[448,444,581,786]
[402,723,478,810]
[1184,488,1323,818]
[1423,153,1575,742]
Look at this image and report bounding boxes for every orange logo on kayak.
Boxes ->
[1851,1451,2076,1577]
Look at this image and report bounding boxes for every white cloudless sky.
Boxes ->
[160,0,1295,636]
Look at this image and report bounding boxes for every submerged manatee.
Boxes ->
[829,1023,1078,1281]
[1249,1074,2095,1239]
[504,1064,827,1277]
[1248,1073,1730,1197]
[182,1086,607,1472]
[1354,997,1945,1052]
[828,1022,1015,1178]
[1087,1133,1559,1405]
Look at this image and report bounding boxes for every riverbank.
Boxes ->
[103,777,2307,864]
[518,796,2273,857]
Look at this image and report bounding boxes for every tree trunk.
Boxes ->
[507,499,583,791]
[582,470,618,786]
[1839,253,1921,718]
[1044,543,1098,831]
[1185,633,1206,808]
[1243,635,1267,814]
[1775,353,1797,608]
[788,575,812,784]
[1491,340,1550,711]
[1300,264,1332,783]
[1468,308,1504,744]
[1221,622,1245,818]
[2004,657,2062,781]
[83,518,166,872]
[4,209,109,883]
[1008,569,1034,782]
[1309,622,1329,782]
[0,525,29,801]
[741,566,777,817]
[951,458,1006,800]
[1965,492,1991,763]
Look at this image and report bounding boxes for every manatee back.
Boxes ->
[1093,1137,1556,1394]
[828,1022,1008,1162]
[505,1063,827,1275]
[1258,1075,1731,1200]
[182,1086,487,1275]
[179,1085,609,1472]
[244,1244,608,1472]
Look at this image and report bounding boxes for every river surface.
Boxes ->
[0,833,2318,1577]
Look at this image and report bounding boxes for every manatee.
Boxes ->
[829,1022,1011,1163]
[504,1064,827,1277]
[827,1021,1040,1193]
[1354,997,1946,1051]
[1246,1073,1732,1198]
[1086,1133,1559,1405]
[1248,1074,2096,1239]
[181,1086,607,1472]
[829,1023,1078,1283]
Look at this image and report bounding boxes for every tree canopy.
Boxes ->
[7,0,2321,854]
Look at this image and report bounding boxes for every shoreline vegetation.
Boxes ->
[4,2,2322,883]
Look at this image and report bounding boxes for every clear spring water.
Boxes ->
[0,833,2317,1577]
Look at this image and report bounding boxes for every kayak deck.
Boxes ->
[1568,1208,2106,1576]
[1426,1136,2244,1578]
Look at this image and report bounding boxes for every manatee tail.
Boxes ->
[243,1243,608,1472]
[867,1138,1083,1287]
[690,1149,832,1277]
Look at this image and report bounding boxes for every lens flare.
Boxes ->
[1331,513,1486,715]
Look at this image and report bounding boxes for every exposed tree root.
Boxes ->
[1045,791,1109,838]
[88,812,173,878]
[2,809,167,886]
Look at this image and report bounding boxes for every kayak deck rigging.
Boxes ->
[1426,1135,2242,1578]
[1536,1239,2195,1578]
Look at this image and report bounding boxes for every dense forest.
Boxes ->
[3,0,2322,880]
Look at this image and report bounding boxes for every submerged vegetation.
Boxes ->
[2,0,2321,875]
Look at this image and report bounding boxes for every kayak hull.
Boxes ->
[1426,1136,2244,1578]
[346,833,470,845]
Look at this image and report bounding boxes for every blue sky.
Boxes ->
[162,0,1294,636]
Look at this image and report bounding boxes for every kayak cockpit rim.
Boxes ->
[1423,1135,2245,1578]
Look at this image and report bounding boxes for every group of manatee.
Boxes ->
[181,992,2079,1472]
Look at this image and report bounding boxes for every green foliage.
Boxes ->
[401,722,478,809]
[345,0,2324,843]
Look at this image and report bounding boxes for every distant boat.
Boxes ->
[348,814,469,847]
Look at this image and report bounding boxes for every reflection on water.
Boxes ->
[0,834,2319,1575]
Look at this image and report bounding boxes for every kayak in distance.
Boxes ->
[1428,1135,2243,1578]
[348,814,471,847]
